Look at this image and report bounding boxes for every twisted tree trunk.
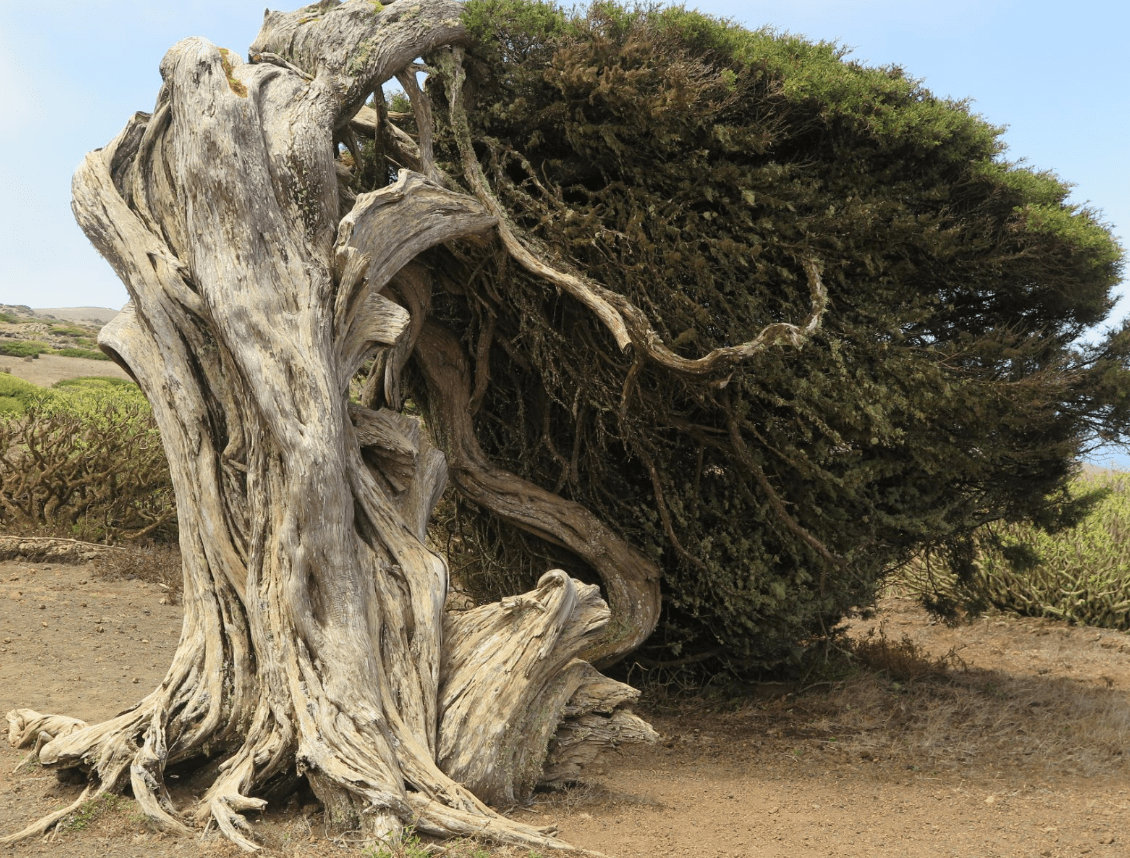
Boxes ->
[3,1,654,850]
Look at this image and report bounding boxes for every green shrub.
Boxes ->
[53,376,135,393]
[431,0,1127,673]
[0,375,139,417]
[0,312,18,324]
[0,374,46,413]
[0,388,175,543]
[54,347,110,360]
[0,341,49,358]
[45,377,147,418]
[53,376,135,389]
[49,325,90,337]
[906,470,1130,631]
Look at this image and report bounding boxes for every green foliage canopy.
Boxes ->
[389,0,1130,671]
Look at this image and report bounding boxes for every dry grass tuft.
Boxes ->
[814,665,1130,778]
[769,621,1130,779]
[646,602,1130,785]
[849,622,966,682]
[92,542,182,603]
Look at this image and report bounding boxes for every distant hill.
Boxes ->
[32,306,120,325]
[0,304,131,387]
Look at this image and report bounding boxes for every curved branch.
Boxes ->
[444,46,634,352]
[395,65,441,184]
[333,169,497,388]
[612,258,829,378]
[415,320,662,666]
[250,0,467,129]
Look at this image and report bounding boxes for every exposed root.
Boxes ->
[129,703,192,835]
[3,571,648,853]
[408,794,608,856]
[7,708,87,772]
[196,742,276,848]
[0,785,98,846]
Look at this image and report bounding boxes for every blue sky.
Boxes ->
[1,0,1126,319]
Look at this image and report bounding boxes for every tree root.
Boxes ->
[13,4,655,853]
[4,571,649,853]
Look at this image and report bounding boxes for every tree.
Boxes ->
[431,0,1129,669]
[5,0,1127,851]
[6,2,656,852]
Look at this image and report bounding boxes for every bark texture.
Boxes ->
[3,1,654,851]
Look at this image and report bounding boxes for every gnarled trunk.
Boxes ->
[3,1,655,851]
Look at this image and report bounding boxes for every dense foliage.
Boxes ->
[0,377,175,543]
[907,470,1130,631]
[379,0,1130,673]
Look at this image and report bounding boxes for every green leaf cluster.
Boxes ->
[412,0,1129,673]
[0,340,51,358]
[0,373,43,414]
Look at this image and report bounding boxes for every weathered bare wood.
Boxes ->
[438,571,657,804]
[0,536,127,564]
[416,320,662,666]
[443,47,633,353]
[350,403,418,481]
[4,2,654,852]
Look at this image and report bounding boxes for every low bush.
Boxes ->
[49,325,90,337]
[54,347,110,360]
[0,341,50,358]
[904,470,1130,631]
[53,376,135,391]
[0,374,45,413]
[0,383,176,544]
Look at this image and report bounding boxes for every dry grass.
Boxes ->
[807,664,1130,778]
[849,622,966,682]
[92,541,182,603]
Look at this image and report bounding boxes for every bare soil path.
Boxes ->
[2,560,1128,857]
[0,353,131,388]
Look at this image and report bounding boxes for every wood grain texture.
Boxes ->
[4,2,653,852]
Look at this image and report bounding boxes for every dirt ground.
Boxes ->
[28,309,120,326]
[0,354,131,388]
[1,305,129,387]
[1,559,1127,858]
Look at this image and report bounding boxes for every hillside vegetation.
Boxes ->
[0,305,110,361]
